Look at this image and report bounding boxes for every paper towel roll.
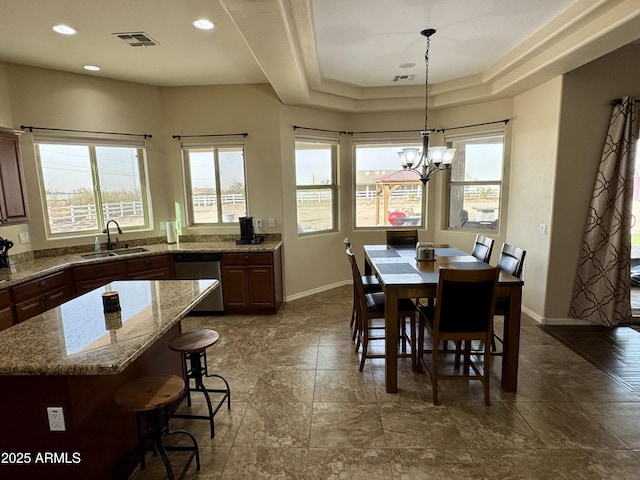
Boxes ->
[166,221,176,244]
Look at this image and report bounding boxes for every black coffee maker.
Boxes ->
[0,237,13,268]
[236,216,264,245]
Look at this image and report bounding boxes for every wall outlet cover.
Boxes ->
[47,406,66,431]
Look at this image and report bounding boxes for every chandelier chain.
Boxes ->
[424,34,430,133]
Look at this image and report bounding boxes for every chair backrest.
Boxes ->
[386,229,418,247]
[343,237,351,248]
[346,247,367,315]
[497,243,526,279]
[471,234,494,263]
[434,267,499,334]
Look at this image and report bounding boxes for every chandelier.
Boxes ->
[400,28,455,185]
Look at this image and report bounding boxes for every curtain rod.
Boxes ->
[347,128,435,135]
[292,125,349,135]
[20,125,152,138]
[349,119,509,136]
[172,132,248,139]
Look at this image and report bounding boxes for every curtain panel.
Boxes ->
[570,97,637,326]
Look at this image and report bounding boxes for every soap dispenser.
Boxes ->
[94,237,101,253]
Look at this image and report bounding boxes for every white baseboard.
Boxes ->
[521,306,599,326]
[284,280,350,302]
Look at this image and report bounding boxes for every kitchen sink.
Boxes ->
[80,252,116,259]
[111,247,149,255]
[80,247,148,259]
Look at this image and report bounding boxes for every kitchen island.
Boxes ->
[0,278,217,479]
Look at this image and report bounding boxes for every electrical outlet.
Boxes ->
[47,406,66,431]
[159,221,166,230]
[539,223,548,235]
[268,218,276,228]
[18,232,30,244]
[255,218,263,229]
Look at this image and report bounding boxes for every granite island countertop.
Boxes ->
[0,278,218,375]
[0,239,282,288]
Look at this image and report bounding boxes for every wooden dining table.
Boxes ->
[363,245,524,394]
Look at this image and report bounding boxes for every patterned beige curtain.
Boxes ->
[570,97,637,326]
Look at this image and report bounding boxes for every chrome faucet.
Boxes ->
[103,220,123,250]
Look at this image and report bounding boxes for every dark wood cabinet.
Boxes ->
[0,129,29,224]
[12,270,74,323]
[1,247,280,326]
[221,248,282,314]
[0,288,14,331]
[72,260,127,295]
[126,254,172,279]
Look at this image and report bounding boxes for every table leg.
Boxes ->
[384,287,399,393]
[501,285,522,392]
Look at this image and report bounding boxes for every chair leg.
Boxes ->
[463,341,471,374]
[359,327,367,372]
[484,341,491,406]
[432,343,439,405]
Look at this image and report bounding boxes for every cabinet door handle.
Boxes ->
[95,267,103,273]
[144,259,151,265]
[38,280,47,288]
[243,255,250,263]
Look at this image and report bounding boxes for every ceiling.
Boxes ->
[1,0,639,113]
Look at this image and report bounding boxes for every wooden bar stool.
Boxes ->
[114,375,200,480]
[169,329,231,438]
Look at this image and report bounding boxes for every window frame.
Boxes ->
[445,131,505,233]
[294,136,339,236]
[181,142,248,227]
[352,136,426,230]
[34,136,151,239]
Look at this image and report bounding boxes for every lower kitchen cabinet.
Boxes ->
[0,288,14,331]
[126,254,172,279]
[221,247,282,314]
[72,260,127,295]
[12,270,74,323]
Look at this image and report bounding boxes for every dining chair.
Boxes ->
[416,267,499,405]
[471,234,494,263]
[386,229,418,247]
[344,238,381,341]
[347,247,416,371]
[492,243,526,354]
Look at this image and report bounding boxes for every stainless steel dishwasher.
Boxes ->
[174,253,224,312]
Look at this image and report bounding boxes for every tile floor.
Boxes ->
[133,285,640,479]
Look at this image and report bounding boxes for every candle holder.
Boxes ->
[102,291,121,314]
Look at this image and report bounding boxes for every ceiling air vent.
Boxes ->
[113,32,158,47]
[392,74,415,82]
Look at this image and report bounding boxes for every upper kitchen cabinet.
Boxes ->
[0,128,29,224]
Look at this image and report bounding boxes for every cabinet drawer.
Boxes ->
[125,255,169,273]
[11,270,70,303]
[73,260,126,282]
[0,288,11,308]
[14,284,73,323]
[222,253,272,266]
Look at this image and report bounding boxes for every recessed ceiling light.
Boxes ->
[53,24,76,35]
[193,19,214,30]
[83,65,101,72]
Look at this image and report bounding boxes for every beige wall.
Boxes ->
[509,77,563,321]
[0,62,12,128]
